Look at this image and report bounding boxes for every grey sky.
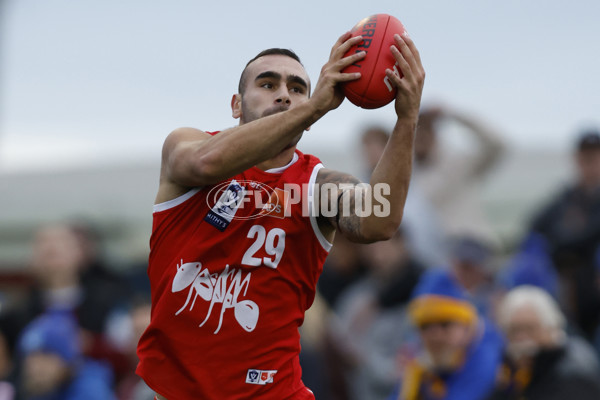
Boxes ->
[1,0,598,171]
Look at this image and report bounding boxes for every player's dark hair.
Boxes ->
[238,48,304,95]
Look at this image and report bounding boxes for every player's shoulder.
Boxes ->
[166,127,212,142]
[162,127,213,154]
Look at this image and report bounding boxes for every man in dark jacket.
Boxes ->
[488,285,600,400]
[530,129,600,339]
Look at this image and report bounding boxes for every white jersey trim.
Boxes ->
[153,153,297,213]
[308,163,333,252]
[153,188,202,213]
[264,152,299,174]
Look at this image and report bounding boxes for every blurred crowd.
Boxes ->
[0,221,154,400]
[302,105,600,400]
[1,104,600,400]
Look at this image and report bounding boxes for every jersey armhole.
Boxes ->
[308,163,333,252]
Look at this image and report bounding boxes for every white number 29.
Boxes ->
[241,225,286,269]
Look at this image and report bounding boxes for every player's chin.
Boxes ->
[283,133,303,151]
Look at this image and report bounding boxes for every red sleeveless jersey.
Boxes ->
[136,146,331,400]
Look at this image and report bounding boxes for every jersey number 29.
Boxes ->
[241,225,285,269]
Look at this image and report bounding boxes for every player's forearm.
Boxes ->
[334,118,415,243]
[194,100,324,183]
[362,117,416,238]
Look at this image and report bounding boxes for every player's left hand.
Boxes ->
[385,33,425,121]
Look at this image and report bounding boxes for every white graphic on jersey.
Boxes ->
[172,260,259,334]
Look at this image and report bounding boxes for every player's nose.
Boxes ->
[275,87,291,105]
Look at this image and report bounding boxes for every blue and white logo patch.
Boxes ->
[204,180,246,231]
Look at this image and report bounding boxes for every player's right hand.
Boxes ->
[310,32,366,114]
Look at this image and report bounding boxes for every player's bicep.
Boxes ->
[162,127,213,187]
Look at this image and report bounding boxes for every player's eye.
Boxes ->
[290,86,305,94]
[261,82,274,89]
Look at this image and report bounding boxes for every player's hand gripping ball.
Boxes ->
[342,14,407,109]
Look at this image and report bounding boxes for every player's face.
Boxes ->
[233,55,311,146]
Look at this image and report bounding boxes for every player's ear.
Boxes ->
[231,94,242,119]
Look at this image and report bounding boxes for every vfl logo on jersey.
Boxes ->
[258,188,290,219]
[204,180,246,231]
[205,180,295,225]
[172,259,259,334]
[246,369,277,385]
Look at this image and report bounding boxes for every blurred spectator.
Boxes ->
[10,222,130,384]
[116,297,154,400]
[500,232,560,299]
[0,319,15,400]
[15,311,116,400]
[361,126,390,177]
[317,234,367,309]
[360,126,390,178]
[18,222,127,327]
[387,269,503,400]
[447,235,499,319]
[487,285,600,400]
[409,105,506,248]
[69,219,130,333]
[529,128,600,340]
[358,125,446,268]
[328,230,424,400]
[299,293,333,400]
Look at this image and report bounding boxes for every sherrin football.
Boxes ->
[342,14,407,109]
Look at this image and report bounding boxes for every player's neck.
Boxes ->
[256,147,296,171]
